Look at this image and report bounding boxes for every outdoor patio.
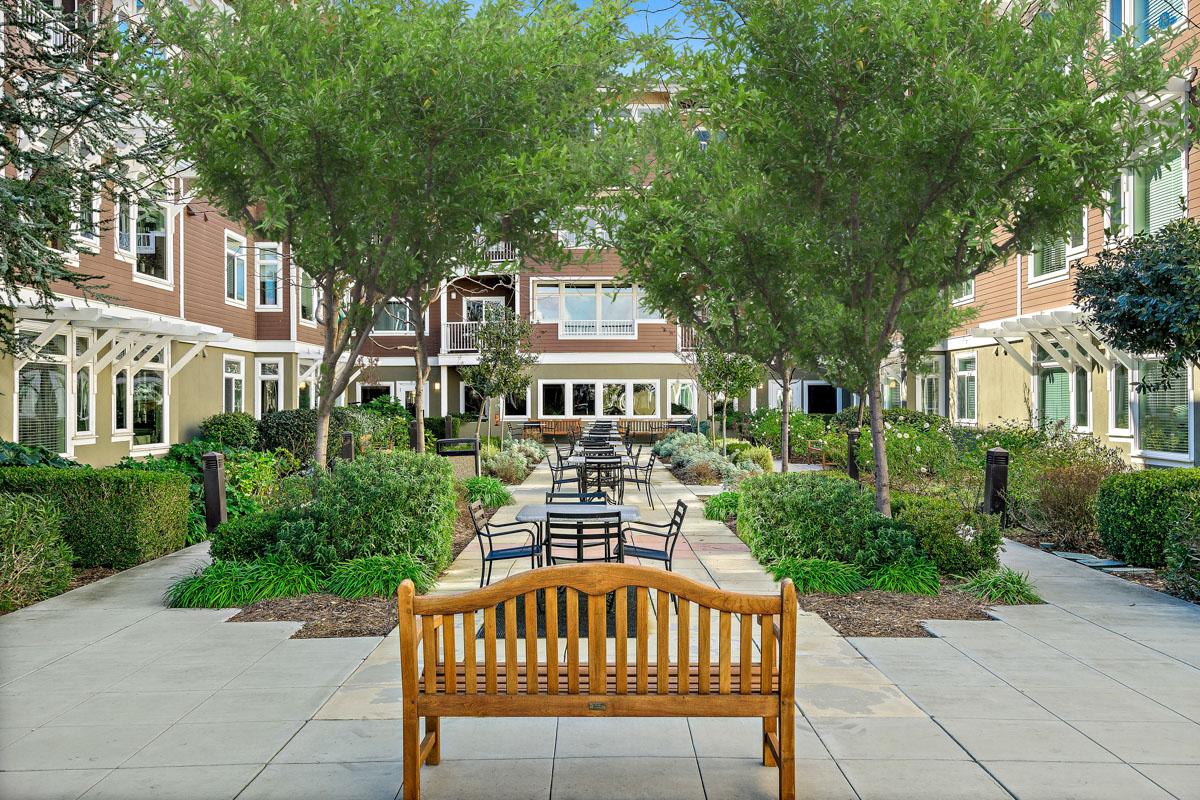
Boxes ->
[1,463,1198,800]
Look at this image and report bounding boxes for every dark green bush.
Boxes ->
[767,557,866,594]
[463,476,513,508]
[272,451,456,573]
[209,510,290,562]
[868,556,940,595]
[0,493,73,612]
[0,439,85,469]
[893,493,1001,575]
[166,555,324,608]
[198,412,260,449]
[325,554,433,596]
[1096,468,1200,567]
[0,467,188,569]
[704,491,740,521]
[258,406,380,463]
[1164,490,1200,601]
[831,406,950,432]
[737,472,917,571]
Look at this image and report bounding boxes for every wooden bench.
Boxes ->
[397,564,797,799]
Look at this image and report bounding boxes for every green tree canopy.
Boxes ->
[460,307,539,444]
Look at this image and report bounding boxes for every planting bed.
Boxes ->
[798,584,994,637]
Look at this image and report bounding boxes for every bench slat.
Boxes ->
[566,588,580,694]
[444,612,457,695]
[636,587,649,694]
[656,589,669,695]
[614,587,628,695]
[419,661,776,698]
[463,610,477,694]
[740,612,753,694]
[546,589,559,695]
[677,598,690,696]
[718,611,732,694]
[419,691,777,718]
[760,613,774,697]
[484,606,498,694]
[524,592,538,695]
[422,616,438,695]
[504,598,518,695]
[698,605,711,695]
[587,593,606,694]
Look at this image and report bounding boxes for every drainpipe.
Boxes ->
[942,350,951,418]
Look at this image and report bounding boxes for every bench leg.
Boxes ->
[778,710,795,800]
[403,710,421,800]
[425,716,441,766]
[762,716,777,767]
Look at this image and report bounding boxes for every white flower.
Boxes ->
[915,445,922,452]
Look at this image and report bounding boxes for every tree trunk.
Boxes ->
[779,372,791,474]
[867,379,892,516]
[476,406,486,448]
[411,299,430,453]
[721,401,728,457]
[857,385,867,428]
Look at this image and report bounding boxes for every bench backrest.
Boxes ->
[398,564,796,700]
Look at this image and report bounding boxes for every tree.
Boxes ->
[2,1,173,355]
[657,0,1193,513]
[1077,218,1200,384]
[460,308,538,446]
[608,112,824,472]
[694,338,761,454]
[151,0,638,466]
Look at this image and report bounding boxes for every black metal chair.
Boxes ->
[621,499,687,570]
[582,455,624,503]
[623,450,655,508]
[544,511,624,565]
[545,491,610,504]
[468,500,541,587]
[549,445,581,494]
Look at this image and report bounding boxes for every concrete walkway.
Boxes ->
[1,461,1197,799]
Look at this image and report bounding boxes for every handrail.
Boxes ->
[406,563,788,616]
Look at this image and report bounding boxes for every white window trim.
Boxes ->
[501,387,532,419]
[917,367,945,417]
[223,355,246,414]
[1105,173,1131,242]
[72,333,95,443]
[224,230,248,308]
[536,379,660,419]
[530,278,664,328]
[1108,363,1133,438]
[372,298,429,336]
[951,278,975,306]
[255,242,284,311]
[954,354,978,425]
[73,186,102,253]
[130,200,174,290]
[114,195,136,264]
[1066,208,1088,260]
[1073,366,1093,434]
[462,295,505,320]
[667,378,698,417]
[10,324,79,456]
[1131,360,1195,464]
[127,348,171,456]
[800,379,845,414]
[254,357,283,419]
[395,381,430,416]
[356,382,394,403]
[767,379,804,411]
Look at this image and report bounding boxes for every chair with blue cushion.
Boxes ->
[469,501,541,587]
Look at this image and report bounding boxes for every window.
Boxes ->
[464,297,503,323]
[599,286,634,322]
[1106,176,1125,239]
[1074,367,1091,429]
[256,360,281,418]
[602,382,627,416]
[564,284,596,321]
[637,288,664,320]
[114,368,129,431]
[1067,209,1087,256]
[223,357,244,413]
[919,373,941,416]
[534,282,663,326]
[75,365,91,435]
[375,300,416,334]
[299,270,317,322]
[504,392,528,417]
[955,355,977,423]
[135,205,168,281]
[463,385,485,416]
[359,384,392,404]
[1030,238,1066,280]
[951,279,974,304]
[1111,363,1131,433]
[668,380,697,415]
[572,383,595,416]
[1038,367,1070,428]
[298,362,317,410]
[1135,0,1182,42]
[257,245,281,309]
[632,382,657,416]
[541,383,566,416]
[77,184,99,244]
[116,195,133,254]
[535,284,560,322]
[1133,150,1184,235]
[882,377,902,410]
[1110,0,1124,40]
[18,363,67,453]
[1136,360,1190,455]
[132,369,165,446]
[225,233,247,304]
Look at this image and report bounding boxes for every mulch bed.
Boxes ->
[69,566,119,591]
[798,584,995,637]
[230,593,398,638]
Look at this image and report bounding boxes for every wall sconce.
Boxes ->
[433,381,442,392]
[450,291,457,300]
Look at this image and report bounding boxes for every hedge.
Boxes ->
[892,493,1001,575]
[0,467,189,569]
[0,493,73,612]
[1096,468,1200,567]
[198,412,260,449]
[1164,489,1200,601]
[258,407,379,462]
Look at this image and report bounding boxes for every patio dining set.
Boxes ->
[469,420,688,586]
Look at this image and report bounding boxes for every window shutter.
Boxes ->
[1138,361,1190,454]
[1146,151,1183,234]
[1038,368,1070,427]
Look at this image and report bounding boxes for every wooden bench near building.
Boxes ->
[397,564,798,800]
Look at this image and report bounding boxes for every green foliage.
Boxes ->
[461,309,539,435]
[739,446,774,473]
[704,491,741,521]
[958,567,1043,605]
[1077,218,1200,380]
[868,557,940,595]
[325,554,433,597]
[482,448,531,484]
[273,451,456,574]
[463,476,514,508]
[509,438,547,464]
[0,439,85,469]
[198,412,259,449]
[1164,490,1200,601]
[856,422,961,490]
[0,467,188,569]
[257,407,379,464]
[737,472,916,571]
[767,558,866,595]
[1020,462,1124,550]
[0,493,73,612]
[832,406,949,433]
[209,511,289,563]
[892,493,1001,576]
[166,555,324,608]
[745,410,842,459]
[1096,468,1200,567]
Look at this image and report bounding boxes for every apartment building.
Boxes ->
[895,2,1200,468]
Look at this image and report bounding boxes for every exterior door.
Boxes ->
[464,297,504,323]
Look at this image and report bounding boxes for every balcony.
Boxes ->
[485,242,518,263]
[559,319,636,339]
[443,321,481,352]
[678,326,697,351]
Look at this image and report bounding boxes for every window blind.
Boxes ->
[1033,238,1066,277]
[18,364,67,453]
[1146,151,1183,234]
[1039,368,1070,427]
[1138,361,1190,454]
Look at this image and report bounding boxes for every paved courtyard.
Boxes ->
[1,463,1198,799]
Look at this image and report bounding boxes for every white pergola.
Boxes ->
[970,310,1134,375]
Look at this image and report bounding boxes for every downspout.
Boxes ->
[178,180,186,320]
[942,350,951,418]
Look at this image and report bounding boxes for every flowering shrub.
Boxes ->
[855,422,960,490]
[508,437,546,465]
[892,492,1001,575]
[482,447,530,484]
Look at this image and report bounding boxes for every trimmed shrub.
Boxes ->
[483,448,530,484]
[0,468,188,569]
[739,446,774,473]
[737,472,916,571]
[768,557,866,595]
[209,510,290,562]
[1096,468,1200,566]
[198,412,259,449]
[892,493,1001,576]
[273,451,456,573]
[258,406,380,463]
[0,439,85,469]
[704,491,741,521]
[1022,462,1123,550]
[0,493,73,612]
[1164,490,1200,601]
[325,554,433,596]
[464,476,514,508]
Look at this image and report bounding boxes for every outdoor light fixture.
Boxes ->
[434,381,441,391]
[450,291,458,300]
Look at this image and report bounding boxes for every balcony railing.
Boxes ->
[678,326,697,351]
[443,321,481,352]
[485,242,518,263]
[559,319,636,339]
